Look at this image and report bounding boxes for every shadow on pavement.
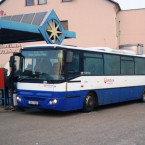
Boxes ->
[95,100,141,112]
[15,100,141,116]
[17,107,81,117]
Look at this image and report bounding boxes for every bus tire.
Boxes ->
[83,92,95,112]
[142,88,145,103]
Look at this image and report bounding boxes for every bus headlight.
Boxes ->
[53,99,57,104]
[16,96,21,102]
[49,99,58,105]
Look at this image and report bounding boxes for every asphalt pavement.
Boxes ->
[0,101,145,145]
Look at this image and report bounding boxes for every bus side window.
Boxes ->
[83,52,103,75]
[121,56,134,75]
[104,54,120,75]
[67,51,80,79]
[135,57,145,75]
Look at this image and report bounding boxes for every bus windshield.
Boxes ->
[19,49,65,82]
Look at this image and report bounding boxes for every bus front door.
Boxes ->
[66,50,81,111]
[66,80,81,111]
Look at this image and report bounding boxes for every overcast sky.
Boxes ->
[114,0,145,10]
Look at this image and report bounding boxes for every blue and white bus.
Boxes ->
[14,44,145,112]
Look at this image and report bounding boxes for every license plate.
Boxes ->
[28,101,39,106]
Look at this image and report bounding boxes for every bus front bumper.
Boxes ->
[16,90,66,111]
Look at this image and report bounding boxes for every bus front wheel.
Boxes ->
[83,92,95,112]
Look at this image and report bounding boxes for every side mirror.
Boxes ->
[66,51,73,63]
[9,56,14,67]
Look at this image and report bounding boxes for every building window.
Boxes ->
[38,0,47,5]
[62,0,72,2]
[61,20,68,30]
[26,0,34,6]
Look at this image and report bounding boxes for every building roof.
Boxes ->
[0,10,76,44]
[108,0,121,11]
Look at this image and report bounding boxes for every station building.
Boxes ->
[0,0,145,67]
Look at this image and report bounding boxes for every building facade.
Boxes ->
[118,9,145,47]
[0,0,145,67]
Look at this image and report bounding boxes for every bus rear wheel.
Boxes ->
[83,92,95,112]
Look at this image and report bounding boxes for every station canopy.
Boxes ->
[0,10,76,44]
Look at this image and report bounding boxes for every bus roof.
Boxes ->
[24,44,145,58]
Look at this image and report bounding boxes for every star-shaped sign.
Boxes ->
[46,19,63,44]
[39,10,76,45]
